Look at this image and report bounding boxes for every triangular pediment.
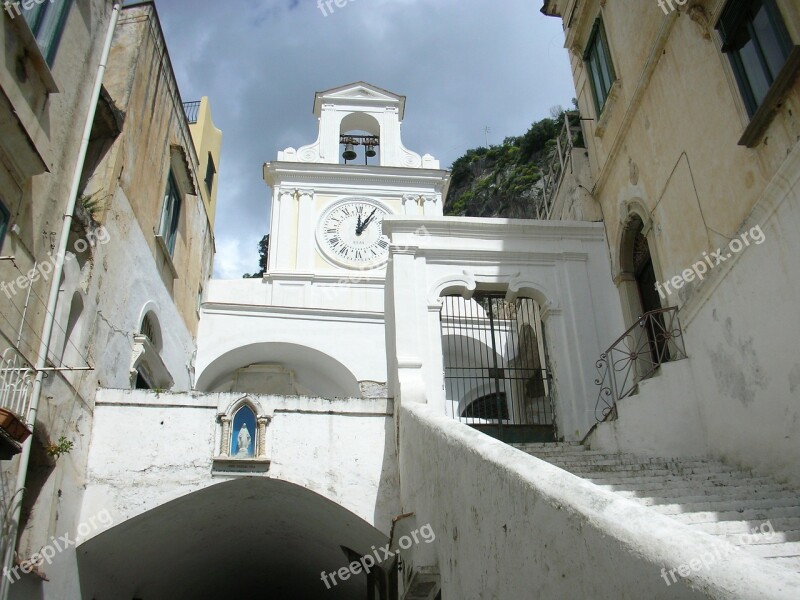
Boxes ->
[313,82,406,118]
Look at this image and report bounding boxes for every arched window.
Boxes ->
[461,393,509,420]
[230,405,257,457]
[140,311,163,353]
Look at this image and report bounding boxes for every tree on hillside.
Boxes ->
[243,234,269,278]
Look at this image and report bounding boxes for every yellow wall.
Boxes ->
[188,96,223,226]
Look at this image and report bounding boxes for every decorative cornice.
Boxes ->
[202,302,386,323]
[382,216,607,241]
[264,161,450,190]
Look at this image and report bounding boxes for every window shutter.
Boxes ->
[718,0,752,52]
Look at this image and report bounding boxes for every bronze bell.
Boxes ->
[365,144,377,158]
[342,143,357,161]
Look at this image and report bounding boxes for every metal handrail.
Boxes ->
[0,348,34,425]
[594,307,687,422]
[537,111,583,220]
[183,100,201,124]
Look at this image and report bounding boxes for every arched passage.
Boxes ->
[195,342,361,398]
[77,478,390,599]
[439,293,554,442]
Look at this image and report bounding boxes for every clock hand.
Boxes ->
[358,208,378,234]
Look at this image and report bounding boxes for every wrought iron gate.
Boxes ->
[440,294,557,443]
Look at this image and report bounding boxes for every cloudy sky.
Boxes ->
[154,0,575,278]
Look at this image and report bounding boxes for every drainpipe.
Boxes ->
[0,4,121,597]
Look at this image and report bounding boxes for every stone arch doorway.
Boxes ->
[618,214,670,365]
[620,214,662,321]
[77,478,391,599]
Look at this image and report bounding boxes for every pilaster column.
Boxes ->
[421,195,440,217]
[275,188,296,270]
[257,415,272,458]
[218,415,232,457]
[402,194,420,216]
[296,189,315,271]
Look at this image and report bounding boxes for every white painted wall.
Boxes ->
[196,281,387,394]
[384,216,626,441]
[587,360,708,457]
[399,402,800,599]
[81,389,399,539]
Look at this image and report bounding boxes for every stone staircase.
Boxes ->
[513,442,800,573]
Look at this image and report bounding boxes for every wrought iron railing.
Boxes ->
[0,348,34,425]
[536,111,583,220]
[441,294,557,443]
[183,100,201,124]
[594,307,687,422]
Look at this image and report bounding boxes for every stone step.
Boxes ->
[592,476,783,492]
[670,506,800,525]
[605,481,791,500]
[579,471,775,489]
[559,464,735,477]
[512,442,583,450]
[713,529,800,545]
[743,542,800,559]
[542,456,720,469]
[687,517,800,536]
[766,556,800,571]
[631,489,800,507]
[651,496,800,515]
[515,446,587,456]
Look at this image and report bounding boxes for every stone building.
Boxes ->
[0,2,219,597]
[540,0,800,485]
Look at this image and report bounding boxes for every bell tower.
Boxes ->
[263,82,448,277]
[277,82,441,169]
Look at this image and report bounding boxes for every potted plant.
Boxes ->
[0,408,32,443]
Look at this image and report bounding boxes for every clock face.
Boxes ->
[317,198,391,269]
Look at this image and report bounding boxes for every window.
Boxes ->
[22,0,74,66]
[159,171,182,256]
[584,19,616,116]
[0,200,10,251]
[718,0,793,117]
[204,153,216,196]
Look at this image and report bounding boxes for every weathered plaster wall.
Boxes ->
[588,360,708,458]
[549,1,800,486]
[399,402,800,599]
[81,389,400,538]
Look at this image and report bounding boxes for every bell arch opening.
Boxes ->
[339,112,380,165]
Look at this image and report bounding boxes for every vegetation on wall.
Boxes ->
[445,104,579,219]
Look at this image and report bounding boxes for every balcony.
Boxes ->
[183,100,201,124]
[0,348,34,459]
